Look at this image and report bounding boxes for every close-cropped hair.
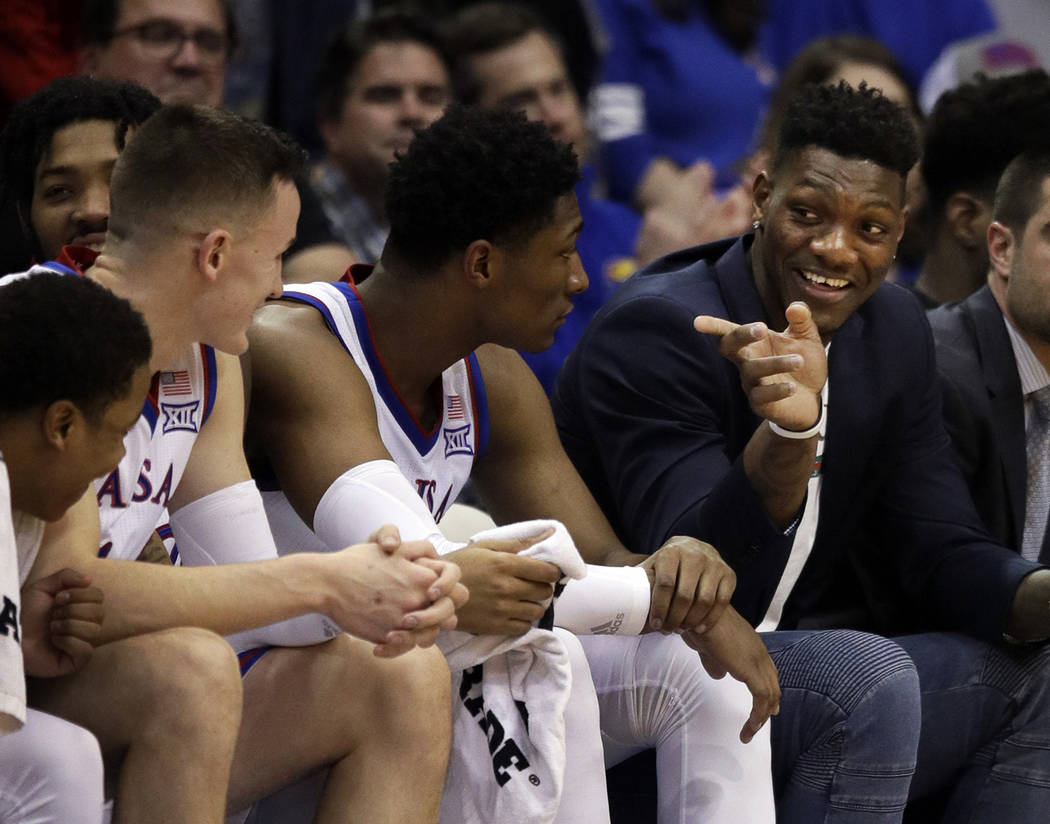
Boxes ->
[384,104,580,272]
[993,151,1050,236]
[774,81,919,179]
[81,0,238,52]
[316,7,451,123]
[0,76,161,249]
[0,272,151,422]
[760,35,919,156]
[445,2,558,104]
[922,70,1050,213]
[107,104,306,241]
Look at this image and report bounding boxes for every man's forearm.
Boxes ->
[80,553,330,643]
[742,422,818,529]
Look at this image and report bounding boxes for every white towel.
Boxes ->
[438,519,587,824]
[0,458,25,734]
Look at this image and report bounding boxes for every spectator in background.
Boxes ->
[916,70,1050,307]
[79,0,356,283]
[449,2,752,393]
[80,0,235,107]
[0,77,160,267]
[313,10,451,266]
[588,0,993,230]
[589,0,768,225]
[757,0,995,95]
[447,2,750,394]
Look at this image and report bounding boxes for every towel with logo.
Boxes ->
[438,519,586,824]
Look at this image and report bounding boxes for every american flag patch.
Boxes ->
[447,394,464,420]
[160,370,192,396]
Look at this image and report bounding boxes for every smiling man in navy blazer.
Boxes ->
[553,81,1050,823]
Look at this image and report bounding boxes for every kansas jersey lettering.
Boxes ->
[95,344,217,561]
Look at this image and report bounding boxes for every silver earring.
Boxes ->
[752,220,762,231]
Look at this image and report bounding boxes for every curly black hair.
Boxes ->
[775,81,918,179]
[384,104,580,272]
[0,76,161,257]
[0,272,151,422]
[760,35,920,157]
[922,70,1050,213]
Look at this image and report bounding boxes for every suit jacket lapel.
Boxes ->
[967,286,1026,546]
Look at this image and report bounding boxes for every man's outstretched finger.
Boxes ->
[694,315,740,337]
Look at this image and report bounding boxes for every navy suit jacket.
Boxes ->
[928,285,1049,560]
[553,236,1038,641]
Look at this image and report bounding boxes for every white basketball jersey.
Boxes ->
[262,279,489,551]
[94,343,217,562]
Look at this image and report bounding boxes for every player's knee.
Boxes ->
[388,645,450,718]
[777,630,921,761]
[136,628,242,734]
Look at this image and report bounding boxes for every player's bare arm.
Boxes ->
[694,300,826,527]
[246,302,405,523]
[246,302,467,629]
[27,488,454,647]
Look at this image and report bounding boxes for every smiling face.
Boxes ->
[488,191,587,351]
[321,41,449,191]
[752,146,906,336]
[31,119,122,259]
[204,178,300,354]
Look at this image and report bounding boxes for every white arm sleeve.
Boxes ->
[312,460,464,556]
[556,565,651,636]
[169,480,339,649]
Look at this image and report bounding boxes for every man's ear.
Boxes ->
[987,220,1016,283]
[896,205,910,246]
[752,171,772,225]
[463,239,495,289]
[945,192,991,250]
[198,229,231,283]
[42,400,79,451]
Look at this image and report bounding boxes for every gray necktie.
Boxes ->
[1022,385,1050,562]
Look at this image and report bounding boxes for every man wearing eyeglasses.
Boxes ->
[80,0,233,108]
[78,0,358,288]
